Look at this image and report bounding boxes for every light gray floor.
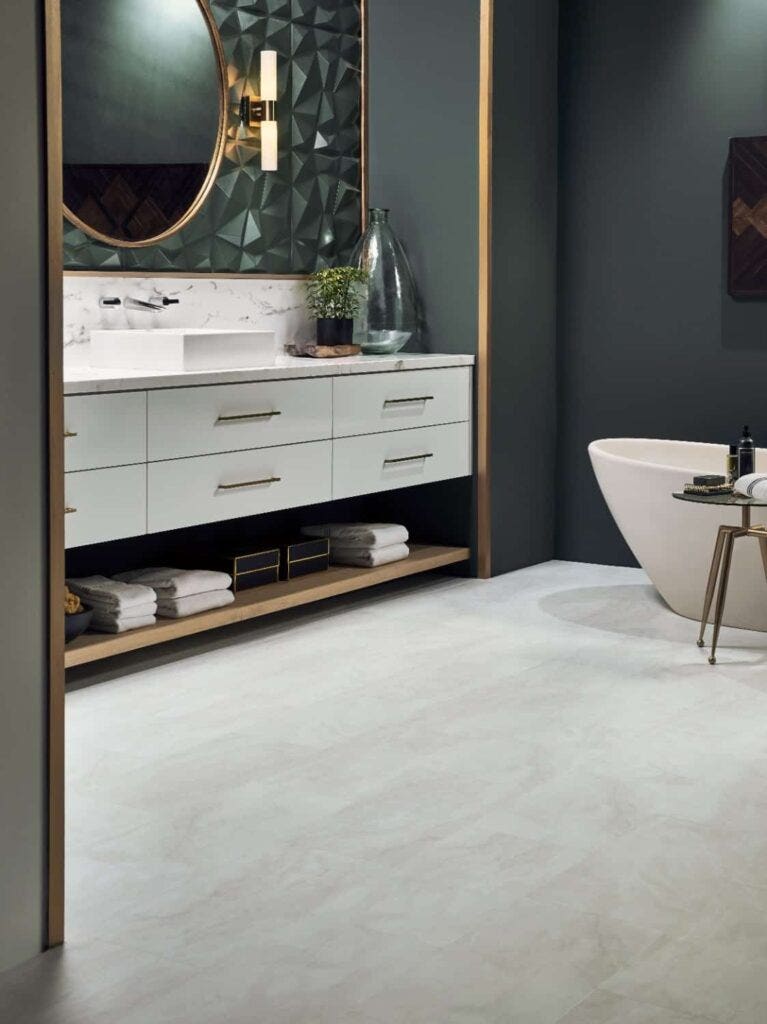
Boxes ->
[3,560,767,1023]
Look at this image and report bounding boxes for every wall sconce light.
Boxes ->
[237,50,278,172]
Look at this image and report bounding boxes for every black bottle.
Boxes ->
[738,425,755,477]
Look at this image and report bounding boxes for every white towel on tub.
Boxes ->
[735,474,767,500]
[331,543,410,568]
[302,523,409,547]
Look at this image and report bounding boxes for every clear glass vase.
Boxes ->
[351,208,420,354]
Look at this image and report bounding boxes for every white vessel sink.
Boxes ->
[89,328,278,372]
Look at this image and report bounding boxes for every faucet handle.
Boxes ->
[161,297,180,306]
[98,297,121,308]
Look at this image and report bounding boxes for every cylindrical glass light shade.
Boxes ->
[261,120,278,171]
[260,51,277,102]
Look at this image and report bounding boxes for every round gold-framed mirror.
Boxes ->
[61,0,227,248]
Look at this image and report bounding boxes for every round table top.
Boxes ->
[673,491,767,507]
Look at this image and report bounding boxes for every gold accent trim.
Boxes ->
[230,547,281,565]
[360,0,368,229]
[287,552,330,566]
[235,564,280,577]
[477,0,493,580]
[216,410,281,423]
[45,0,66,948]
[62,0,228,250]
[217,476,281,491]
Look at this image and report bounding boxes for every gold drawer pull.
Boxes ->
[384,453,434,465]
[216,411,282,423]
[65,506,77,515]
[383,396,434,405]
[64,430,78,438]
[217,476,281,491]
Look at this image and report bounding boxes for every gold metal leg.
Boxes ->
[708,530,736,665]
[698,526,728,648]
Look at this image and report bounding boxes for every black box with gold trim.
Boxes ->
[280,538,330,581]
[225,547,280,593]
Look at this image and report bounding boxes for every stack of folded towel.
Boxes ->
[735,474,767,500]
[301,523,409,567]
[114,568,234,618]
[66,576,157,633]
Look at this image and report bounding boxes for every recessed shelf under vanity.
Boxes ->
[64,544,470,668]
[63,352,475,665]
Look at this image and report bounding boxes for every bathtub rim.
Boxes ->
[588,437,735,477]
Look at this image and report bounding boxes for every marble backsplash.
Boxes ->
[63,276,314,369]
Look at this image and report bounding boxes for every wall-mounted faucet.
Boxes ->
[98,295,180,311]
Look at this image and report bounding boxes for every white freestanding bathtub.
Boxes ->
[589,438,767,632]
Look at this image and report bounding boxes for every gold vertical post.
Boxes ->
[44,0,65,947]
[476,0,493,579]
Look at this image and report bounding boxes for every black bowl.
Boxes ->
[65,605,93,644]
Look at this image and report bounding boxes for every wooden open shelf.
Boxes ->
[65,544,470,668]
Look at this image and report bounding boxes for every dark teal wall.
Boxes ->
[490,0,559,574]
[557,0,767,565]
[0,0,48,971]
[367,0,480,357]
[367,0,559,575]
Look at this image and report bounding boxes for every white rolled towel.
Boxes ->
[67,575,156,613]
[735,474,767,500]
[331,543,410,568]
[114,567,232,598]
[302,523,409,547]
[157,590,235,619]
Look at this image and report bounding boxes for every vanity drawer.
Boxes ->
[64,393,147,471]
[147,441,332,533]
[147,379,332,461]
[65,465,147,548]
[333,368,471,438]
[332,422,472,500]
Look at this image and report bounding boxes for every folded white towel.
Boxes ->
[157,590,235,619]
[302,523,409,547]
[67,575,156,613]
[735,474,767,500]
[90,600,157,619]
[114,567,232,598]
[90,613,157,634]
[331,543,410,568]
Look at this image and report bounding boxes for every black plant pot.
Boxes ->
[316,317,354,346]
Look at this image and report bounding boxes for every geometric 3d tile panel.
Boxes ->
[63,0,362,275]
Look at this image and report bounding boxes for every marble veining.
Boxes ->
[3,561,767,1022]
[63,276,314,371]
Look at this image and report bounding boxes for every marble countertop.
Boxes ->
[63,352,475,395]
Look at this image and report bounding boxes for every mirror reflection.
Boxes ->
[61,0,224,246]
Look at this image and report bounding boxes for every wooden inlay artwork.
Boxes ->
[729,136,767,297]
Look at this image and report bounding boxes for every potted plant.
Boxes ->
[306,266,368,347]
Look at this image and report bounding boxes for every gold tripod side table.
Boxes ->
[673,492,767,664]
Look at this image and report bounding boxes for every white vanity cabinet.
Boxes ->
[64,357,474,549]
